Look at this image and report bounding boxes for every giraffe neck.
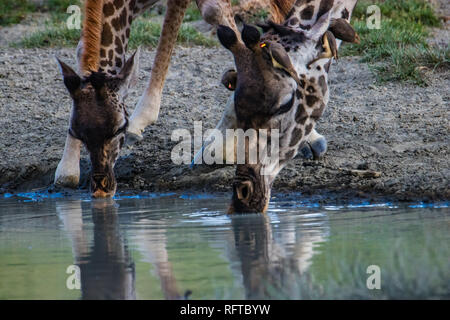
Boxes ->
[261,1,360,177]
[285,0,357,27]
[97,0,159,75]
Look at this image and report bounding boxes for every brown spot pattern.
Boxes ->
[101,23,113,46]
[318,0,334,18]
[289,127,303,147]
[299,79,305,88]
[305,123,313,136]
[115,37,123,54]
[300,5,314,20]
[295,104,308,124]
[284,149,295,160]
[306,95,319,107]
[113,0,124,10]
[103,2,115,17]
[318,75,327,96]
[310,103,325,120]
[115,57,123,68]
[289,17,299,25]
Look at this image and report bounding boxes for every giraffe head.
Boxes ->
[56,50,139,198]
[218,9,347,213]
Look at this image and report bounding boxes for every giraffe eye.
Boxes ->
[111,118,128,138]
[273,93,295,116]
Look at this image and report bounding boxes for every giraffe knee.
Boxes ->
[310,136,327,159]
[298,144,314,159]
[296,135,328,160]
[199,1,222,26]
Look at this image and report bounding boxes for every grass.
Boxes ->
[183,2,202,22]
[0,0,81,26]
[0,0,36,26]
[246,8,269,24]
[341,0,448,85]
[8,0,214,48]
[12,21,81,48]
[13,17,217,49]
[127,19,217,49]
[7,0,449,85]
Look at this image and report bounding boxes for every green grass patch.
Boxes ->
[342,0,447,85]
[43,0,81,12]
[14,17,217,49]
[352,0,441,27]
[176,24,217,47]
[371,45,450,83]
[0,0,36,26]
[129,19,217,49]
[0,0,81,26]
[12,21,81,48]
[183,2,202,22]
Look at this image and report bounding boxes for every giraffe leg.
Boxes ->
[298,129,327,160]
[135,224,181,300]
[127,0,191,143]
[191,93,237,167]
[196,0,239,34]
[54,132,82,187]
[56,200,89,263]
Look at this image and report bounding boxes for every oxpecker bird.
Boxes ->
[260,40,301,86]
[329,18,360,44]
[307,31,338,68]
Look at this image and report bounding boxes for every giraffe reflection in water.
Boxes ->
[57,199,326,299]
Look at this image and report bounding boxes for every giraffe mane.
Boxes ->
[81,0,104,75]
[270,0,296,24]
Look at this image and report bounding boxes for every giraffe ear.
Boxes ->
[118,47,140,93]
[217,25,239,52]
[241,24,261,51]
[308,10,333,42]
[55,57,81,96]
[221,69,237,91]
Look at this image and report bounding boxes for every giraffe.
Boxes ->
[211,0,359,213]
[57,199,185,299]
[55,0,275,197]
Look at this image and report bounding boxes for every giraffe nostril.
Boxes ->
[92,174,108,190]
[101,177,108,189]
[236,181,253,201]
[240,185,249,199]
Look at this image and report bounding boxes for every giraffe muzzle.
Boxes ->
[91,173,116,198]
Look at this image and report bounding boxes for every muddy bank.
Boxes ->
[0,45,449,201]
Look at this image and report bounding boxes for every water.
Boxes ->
[0,192,449,300]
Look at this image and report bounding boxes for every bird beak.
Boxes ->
[322,32,337,60]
